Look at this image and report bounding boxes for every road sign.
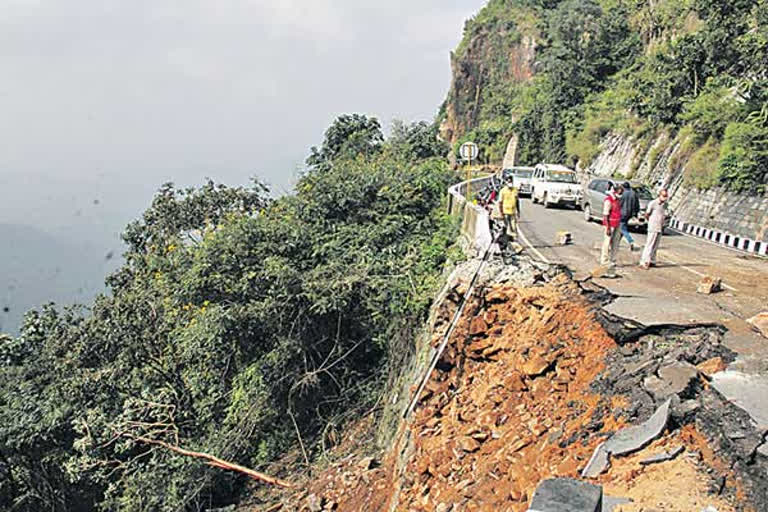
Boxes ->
[459,142,479,161]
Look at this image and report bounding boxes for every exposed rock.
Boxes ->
[672,399,701,421]
[458,436,480,453]
[522,355,551,377]
[747,312,768,339]
[697,276,722,294]
[469,316,488,336]
[528,478,603,512]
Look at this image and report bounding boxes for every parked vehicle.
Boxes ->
[475,174,503,207]
[530,164,582,208]
[582,178,654,229]
[502,166,534,196]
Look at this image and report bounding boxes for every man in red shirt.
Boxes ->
[600,183,624,272]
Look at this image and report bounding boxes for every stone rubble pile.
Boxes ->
[279,270,767,512]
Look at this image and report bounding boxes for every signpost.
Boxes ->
[459,142,479,202]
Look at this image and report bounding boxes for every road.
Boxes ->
[516,197,768,376]
[515,197,768,430]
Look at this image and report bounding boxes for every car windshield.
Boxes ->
[633,185,653,200]
[547,171,577,183]
[515,170,533,178]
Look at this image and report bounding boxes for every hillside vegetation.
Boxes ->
[0,117,457,511]
[445,0,768,192]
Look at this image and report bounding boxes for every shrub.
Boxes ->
[684,138,721,189]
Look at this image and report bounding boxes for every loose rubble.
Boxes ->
[263,259,768,512]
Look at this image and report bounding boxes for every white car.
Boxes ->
[502,166,534,197]
[531,164,582,208]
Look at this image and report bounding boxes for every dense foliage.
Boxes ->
[450,0,768,192]
[0,116,459,511]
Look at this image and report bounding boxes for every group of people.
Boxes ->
[600,181,669,273]
[485,176,670,273]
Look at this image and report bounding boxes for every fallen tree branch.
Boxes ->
[127,435,293,488]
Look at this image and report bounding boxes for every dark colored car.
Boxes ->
[582,178,654,229]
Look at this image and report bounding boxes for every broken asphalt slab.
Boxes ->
[527,478,602,512]
[582,399,671,478]
[643,361,699,401]
[711,371,768,429]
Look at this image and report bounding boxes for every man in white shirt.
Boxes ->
[639,189,669,269]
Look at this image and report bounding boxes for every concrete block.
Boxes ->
[527,478,603,512]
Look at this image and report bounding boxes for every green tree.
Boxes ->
[306,114,384,167]
[390,120,449,160]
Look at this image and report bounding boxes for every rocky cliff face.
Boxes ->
[440,30,536,145]
[588,133,768,244]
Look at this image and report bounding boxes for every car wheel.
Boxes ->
[583,204,592,222]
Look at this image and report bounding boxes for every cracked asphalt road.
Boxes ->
[516,198,768,434]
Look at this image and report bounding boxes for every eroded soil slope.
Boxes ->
[266,266,764,512]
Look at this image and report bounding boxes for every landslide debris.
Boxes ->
[264,262,766,512]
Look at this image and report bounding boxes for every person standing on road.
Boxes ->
[619,181,640,251]
[500,178,520,240]
[639,189,669,269]
[600,183,624,271]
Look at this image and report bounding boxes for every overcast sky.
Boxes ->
[0,0,487,332]
[1,0,485,238]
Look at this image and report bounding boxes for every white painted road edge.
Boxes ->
[517,224,552,265]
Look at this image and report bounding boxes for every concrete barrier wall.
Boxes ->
[448,176,494,252]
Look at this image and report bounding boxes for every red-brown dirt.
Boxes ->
[260,276,743,512]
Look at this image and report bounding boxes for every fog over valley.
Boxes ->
[0,0,486,334]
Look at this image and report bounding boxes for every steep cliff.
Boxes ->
[440,16,537,144]
[439,1,541,162]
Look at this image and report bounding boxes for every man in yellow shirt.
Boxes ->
[499,179,520,240]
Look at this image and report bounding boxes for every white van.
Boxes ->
[530,164,582,208]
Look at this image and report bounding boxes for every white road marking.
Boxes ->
[661,253,738,292]
[517,224,552,264]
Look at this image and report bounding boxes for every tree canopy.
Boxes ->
[0,115,459,511]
